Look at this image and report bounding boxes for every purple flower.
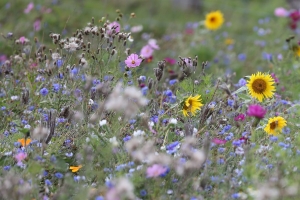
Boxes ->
[140,45,154,59]
[146,164,168,178]
[246,104,266,119]
[234,114,245,121]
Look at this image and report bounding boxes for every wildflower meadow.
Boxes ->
[2,0,300,199]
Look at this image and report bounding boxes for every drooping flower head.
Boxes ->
[246,72,275,102]
[125,54,142,68]
[264,116,287,135]
[182,95,203,117]
[205,11,224,30]
[246,104,266,119]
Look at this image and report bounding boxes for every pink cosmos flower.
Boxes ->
[107,21,120,35]
[15,152,27,165]
[140,45,154,59]
[148,39,159,50]
[146,164,168,178]
[24,2,34,14]
[212,138,227,145]
[274,7,288,17]
[34,19,41,31]
[234,114,245,121]
[246,104,266,119]
[124,54,142,68]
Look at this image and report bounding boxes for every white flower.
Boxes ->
[99,119,107,126]
[133,130,145,137]
[148,121,154,127]
[169,118,177,124]
[24,124,31,129]
[109,136,119,146]
[88,99,94,105]
[11,96,19,101]
[193,128,198,136]
[235,146,244,155]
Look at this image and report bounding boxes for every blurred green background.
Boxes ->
[0,0,295,79]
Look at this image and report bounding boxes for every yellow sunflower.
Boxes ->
[264,116,287,135]
[205,11,224,31]
[293,46,300,57]
[182,95,203,117]
[246,72,275,102]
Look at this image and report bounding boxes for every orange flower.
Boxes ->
[69,165,82,173]
[18,138,31,147]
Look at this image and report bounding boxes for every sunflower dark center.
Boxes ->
[252,79,267,93]
[210,17,216,22]
[270,121,277,130]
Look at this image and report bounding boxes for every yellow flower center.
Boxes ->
[252,79,266,93]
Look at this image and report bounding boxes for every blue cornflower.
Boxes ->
[56,59,63,67]
[45,179,52,186]
[150,115,159,123]
[231,193,240,199]
[3,165,11,171]
[166,141,180,154]
[1,106,6,111]
[232,140,242,147]
[169,79,177,85]
[269,136,278,142]
[223,125,231,132]
[21,119,28,125]
[227,99,234,107]
[278,142,286,148]
[237,53,246,61]
[140,189,147,197]
[55,172,63,179]
[141,87,148,95]
[164,89,173,97]
[139,76,146,82]
[123,135,131,142]
[95,196,104,200]
[71,68,78,75]
[218,147,226,153]
[93,79,101,85]
[52,83,61,92]
[40,88,49,96]
[50,155,57,163]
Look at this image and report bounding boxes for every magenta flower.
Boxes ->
[140,45,154,59]
[271,73,279,84]
[246,104,266,119]
[234,113,245,121]
[146,164,167,178]
[125,54,142,68]
[212,138,227,145]
[165,57,176,65]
